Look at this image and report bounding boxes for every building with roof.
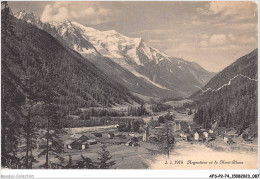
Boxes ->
[88,139,98,145]
[92,133,102,137]
[107,132,115,139]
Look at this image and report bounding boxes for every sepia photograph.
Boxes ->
[1,0,259,177]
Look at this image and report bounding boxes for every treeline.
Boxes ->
[77,105,150,118]
[70,102,172,121]
[158,112,175,123]
[161,97,184,102]
[74,104,151,120]
[149,102,172,112]
[127,105,149,116]
[117,120,145,133]
[76,108,125,120]
[62,117,110,128]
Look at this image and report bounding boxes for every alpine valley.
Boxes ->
[1,2,258,171]
[14,11,215,98]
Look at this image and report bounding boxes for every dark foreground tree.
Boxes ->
[20,99,39,169]
[158,119,175,158]
[77,155,96,169]
[38,104,64,169]
[1,1,19,168]
[97,145,116,169]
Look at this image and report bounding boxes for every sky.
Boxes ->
[8,1,258,72]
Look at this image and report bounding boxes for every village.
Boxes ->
[29,99,257,169]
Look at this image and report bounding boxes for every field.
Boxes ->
[32,124,160,169]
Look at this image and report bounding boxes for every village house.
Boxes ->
[66,139,74,149]
[66,135,90,150]
[194,131,206,142]
[208,129,214,133]
[194,132,199,140]
[125,141,133,146]
[114,133,126,139]
[131,142,139,147]
[207,133,216,141]
[92,133,102,138]
[88,139,98,145]
[67,140,89,150]
[107,132,115,139]
[174,122,181,131]
[223,134,235,144]
[200,129,209,138]
[179,133,186,139]
[223,134,229,143]
[114,132,122,137]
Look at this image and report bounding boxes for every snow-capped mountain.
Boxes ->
[14,11,215,98]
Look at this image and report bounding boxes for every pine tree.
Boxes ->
[158,119,175,158]
[97,145,116,169]
[38,104,64,169]
[36,69,64,169]
[19,69,43,169]
[65,155,74,169]
[77,155,95,169]
[20,99,39,169]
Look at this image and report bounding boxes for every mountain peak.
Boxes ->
[14,10,41,25]
[15,10,38,20]
[14,10,214,97]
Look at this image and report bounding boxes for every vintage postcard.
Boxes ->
[1,0,259,177]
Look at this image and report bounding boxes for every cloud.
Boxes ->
[228,34,235,41]
[148,38,179,44]
[41,2,113,24]
[131,29,175,35]
[209,34,227,46]
[228,34,257,45]
[200,33,209,40]
[199,40,208,48]
[191,20,204,26]
[198,1,257,21]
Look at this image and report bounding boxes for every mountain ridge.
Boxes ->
[191,49,258,136]
[3,15,142,113]
[14,10,215,98]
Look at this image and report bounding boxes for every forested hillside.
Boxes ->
[1,10,142,167]
[192,49,258,137]
[3,15,141,111]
